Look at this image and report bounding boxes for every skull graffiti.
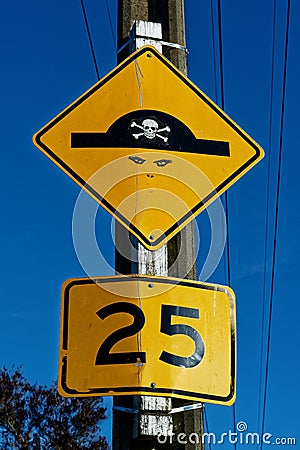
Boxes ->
[130,118,171,142]
[142,119,158,139]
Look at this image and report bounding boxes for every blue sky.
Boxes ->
[1,0,299,448]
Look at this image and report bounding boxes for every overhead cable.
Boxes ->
[105,0,117,51]
[210,0,219,102]
[216,2,236,448]
[259,1,291,448]
[80,0,101,80]
[257,0,277,444]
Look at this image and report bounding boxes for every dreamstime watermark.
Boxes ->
[72,152,227,295]
[157,421,297,446]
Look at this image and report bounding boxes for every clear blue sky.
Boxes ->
[1,0,299,448]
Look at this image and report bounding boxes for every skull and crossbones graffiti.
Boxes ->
[130,119,171,143]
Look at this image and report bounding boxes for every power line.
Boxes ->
[210,0,219,104]
[216,0,231,286]
[217,0,225,110]
[105,0,117,51]
[201,4,221,445]
[216,2,236,449]
[259,1,291,448]
[80,0,101,80]
[257,0,277,444]
[209,2,236,446]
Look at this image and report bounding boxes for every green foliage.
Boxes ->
[0,367,108,449]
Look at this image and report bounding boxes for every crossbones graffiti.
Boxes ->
[130,119,171,143]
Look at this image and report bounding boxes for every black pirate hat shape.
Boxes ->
[71,109,230,157]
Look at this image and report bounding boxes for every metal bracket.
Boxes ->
[169,403,203,414]
[113,402,203,415]
[117,36,188,55]
[113,406,140,415]
[118,20,188,55]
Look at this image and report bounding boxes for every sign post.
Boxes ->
[32,2,264,449]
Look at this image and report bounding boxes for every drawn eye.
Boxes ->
[153,159,173,167]
[128,155,146,165]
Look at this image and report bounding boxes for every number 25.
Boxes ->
[95,303,205,369]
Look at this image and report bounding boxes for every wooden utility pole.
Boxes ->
[114,1,204,449]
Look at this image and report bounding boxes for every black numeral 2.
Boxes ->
[95,302,146,365]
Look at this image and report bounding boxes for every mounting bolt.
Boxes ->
[150,382,156,389]
[148,283,154,288]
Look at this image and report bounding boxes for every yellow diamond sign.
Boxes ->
[58,276,236,405]
[33,46,263,250]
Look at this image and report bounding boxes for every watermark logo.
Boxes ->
[157,420,296,446]
[72,152,227,296]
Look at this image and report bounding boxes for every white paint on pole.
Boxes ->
[138,243,168,276]
[135,241,171,438]
[130,20,163,54]
[130,20,172,439]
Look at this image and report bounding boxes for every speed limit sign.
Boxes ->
[58,275,236,405]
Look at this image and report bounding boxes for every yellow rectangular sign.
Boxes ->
[58,275,236,405]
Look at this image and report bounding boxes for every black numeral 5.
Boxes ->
[159,305,205,368]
